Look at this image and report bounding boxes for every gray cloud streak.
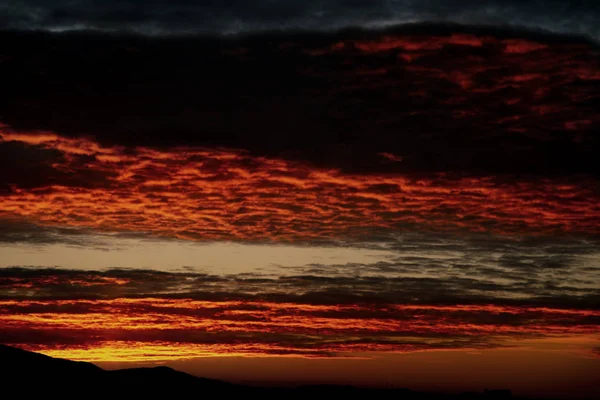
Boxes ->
[1,218,598,307]
[1,1,599,39]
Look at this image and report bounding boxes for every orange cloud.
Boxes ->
[0,130,598,241]
[2,298,598,361]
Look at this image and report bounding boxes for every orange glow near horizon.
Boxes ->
[25,335,600,363]
[20,342,411,362]
[2,298,598,362]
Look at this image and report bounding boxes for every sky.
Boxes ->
[0,1,599,398]
[3,0,600,38]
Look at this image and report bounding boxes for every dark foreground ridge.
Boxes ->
[0,344,540,399]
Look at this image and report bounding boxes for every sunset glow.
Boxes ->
[1,12,599,397]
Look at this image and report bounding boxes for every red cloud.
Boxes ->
[2,298,598,361]
[1,130,598,240]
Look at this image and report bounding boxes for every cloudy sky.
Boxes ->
[2,0,600,38]
[0,1,599,398]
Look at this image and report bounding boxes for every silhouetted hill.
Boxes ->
[0,344,234,395]
[1,343,103,383]
[0,345,538,399]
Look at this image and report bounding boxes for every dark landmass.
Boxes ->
[0,344,543,399]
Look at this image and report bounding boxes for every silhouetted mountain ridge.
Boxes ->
[0,345,547,399]
[0,344,233,393]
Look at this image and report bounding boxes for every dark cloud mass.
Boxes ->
[0,218,100,246]
[0,26,598,177]
[2,1,599,39]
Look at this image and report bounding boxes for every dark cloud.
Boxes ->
[289,238,600,307]
[0,27,599,241]
[0,218,105,246]
[1,262,598,309]
[0,141,118,193]
[0,26,598,177]
[0,142,64,193]
[1,1,599,39]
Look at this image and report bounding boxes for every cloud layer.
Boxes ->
[0,262,597,361]
[2,1,600,39]
[1,130,598,240]
[1,28,598,177]
[1,287,598,361]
